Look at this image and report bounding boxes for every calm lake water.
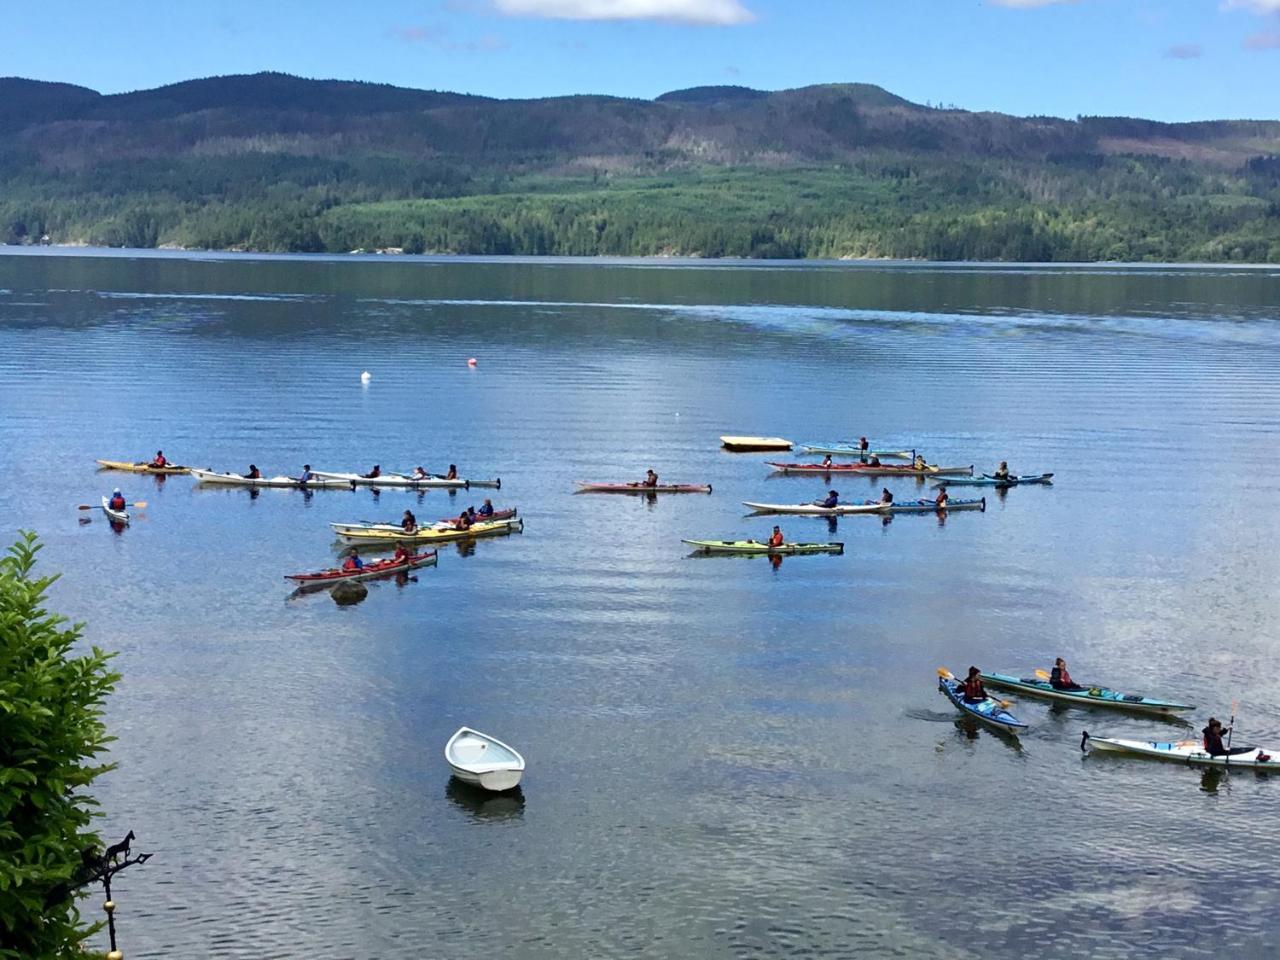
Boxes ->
[2,248,1279,959]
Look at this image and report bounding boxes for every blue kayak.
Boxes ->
[938,676,1027,734]
[936,473,1053,487]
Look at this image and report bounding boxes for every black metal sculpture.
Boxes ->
[69,831,152,959]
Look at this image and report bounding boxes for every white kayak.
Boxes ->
[445,727,525,791]
[1082,732,1280,769]
[100,496,129,524]
[312,470,500,489]
[720,435,793,452]
[742,500,886,516]
[190,468,352,489]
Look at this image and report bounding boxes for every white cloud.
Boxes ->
[1224,0,1280,12]
[490,0,755,25]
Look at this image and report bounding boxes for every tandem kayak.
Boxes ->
[190,468,353,489]
[311,470,500,489]
[742,500,887,515]
[682,539,844,555]
[100,496,129,524]
[880,497,985,514]
[96,459,193,475]
[982,673,1193,716]
[798,443,913,459]
[938,675,1027,734]
[767,462,974,477]
[329,508,518,536]
[335,517,524,545]
[1082,732,1278,769]
[577,482,712,494]
[936,473,1054,487]
[286,551,438,590]
[720,435,793,452]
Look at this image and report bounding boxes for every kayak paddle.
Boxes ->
[1034,668,1052,681]
[79,501,147,510]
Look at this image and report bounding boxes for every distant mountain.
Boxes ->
[1,72,1278,260]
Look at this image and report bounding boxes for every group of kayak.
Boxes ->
[98,453,500,489]
[938,662,1279,771]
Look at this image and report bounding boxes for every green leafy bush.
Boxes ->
[0,532,119,959]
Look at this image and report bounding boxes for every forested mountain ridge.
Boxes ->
[2,72,1279,260]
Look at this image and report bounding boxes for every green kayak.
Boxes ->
[982,672,1194,716]
[682,539,844,556]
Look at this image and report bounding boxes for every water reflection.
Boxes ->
[445,779,526,822]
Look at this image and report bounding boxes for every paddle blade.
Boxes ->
[77,504,92,510]
[936,667,955,680]
[1035,668,1051,681]
[132,501,148,509]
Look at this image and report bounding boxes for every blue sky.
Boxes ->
[4,0,1279,121]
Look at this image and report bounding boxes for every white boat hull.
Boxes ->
[445,727,526,793]
[190,468,352,489]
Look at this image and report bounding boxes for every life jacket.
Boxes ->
[1051,666,1073,689]
[109,495,126,510]
[768,532,784,547]
[822,496,839,508]
[478,504,493,517]
[152,455,167,467]
[961,676,985,701]
[342,556,362,571]
[1203,727,1226,754]
[402,516,416,532]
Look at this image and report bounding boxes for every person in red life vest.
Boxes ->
[1202,718,1252,758]
[445,464,458,480]
[1049,657,1083,691]
[246,464,261,480]
[362,464,381,479]
[959,666,988,703]
[392,542,413,564]
[341,553,364,573]
[641,469,659,488]
[935,487,948,508]
[150,450,167,468]
[821,454,834,469]
[401,510,418,534]
[108,489,127,511]
[768,525,785,548]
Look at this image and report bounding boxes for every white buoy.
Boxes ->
[360,371,372,383]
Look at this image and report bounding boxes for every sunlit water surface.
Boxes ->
[2,249,1279,959]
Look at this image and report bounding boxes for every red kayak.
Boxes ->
[286,551,437,587]
[576,481,712,494]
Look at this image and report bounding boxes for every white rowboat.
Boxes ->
[445,727,525,791]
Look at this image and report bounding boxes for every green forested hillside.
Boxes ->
[2,73,1278,261]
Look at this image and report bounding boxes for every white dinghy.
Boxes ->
[445,727,525,792]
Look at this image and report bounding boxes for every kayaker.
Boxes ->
[868,456,882,467]
[1202,718,1252,758]
[821,454,834,469]
[401,510,418,533]
[454,510,472,530]
[108,489,127,511]
[820,489,840,509]
[411,466,428,480]
[859,437,869,453]
[959,667,988,703]
[879,487,894,504]
[934,488,948,508]
[477,499,495,518]
[298,464,315,483]
[392,542,413,564]
[913,454,928,471]
[246,464,262,480]
[993,461,1011,481]
[642,469,659,488]
[150,450,167,468]
[768,526,785,548]
[341,553,364,572]
[1049,657,1084,691]
[445,464,458,480]
[363,464,382,479]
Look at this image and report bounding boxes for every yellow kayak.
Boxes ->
[335,517,524,545]
[96,459,193,475]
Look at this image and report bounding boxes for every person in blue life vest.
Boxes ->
[297,464,315,483]
[477,499,495,518]
[820,489,840,509]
